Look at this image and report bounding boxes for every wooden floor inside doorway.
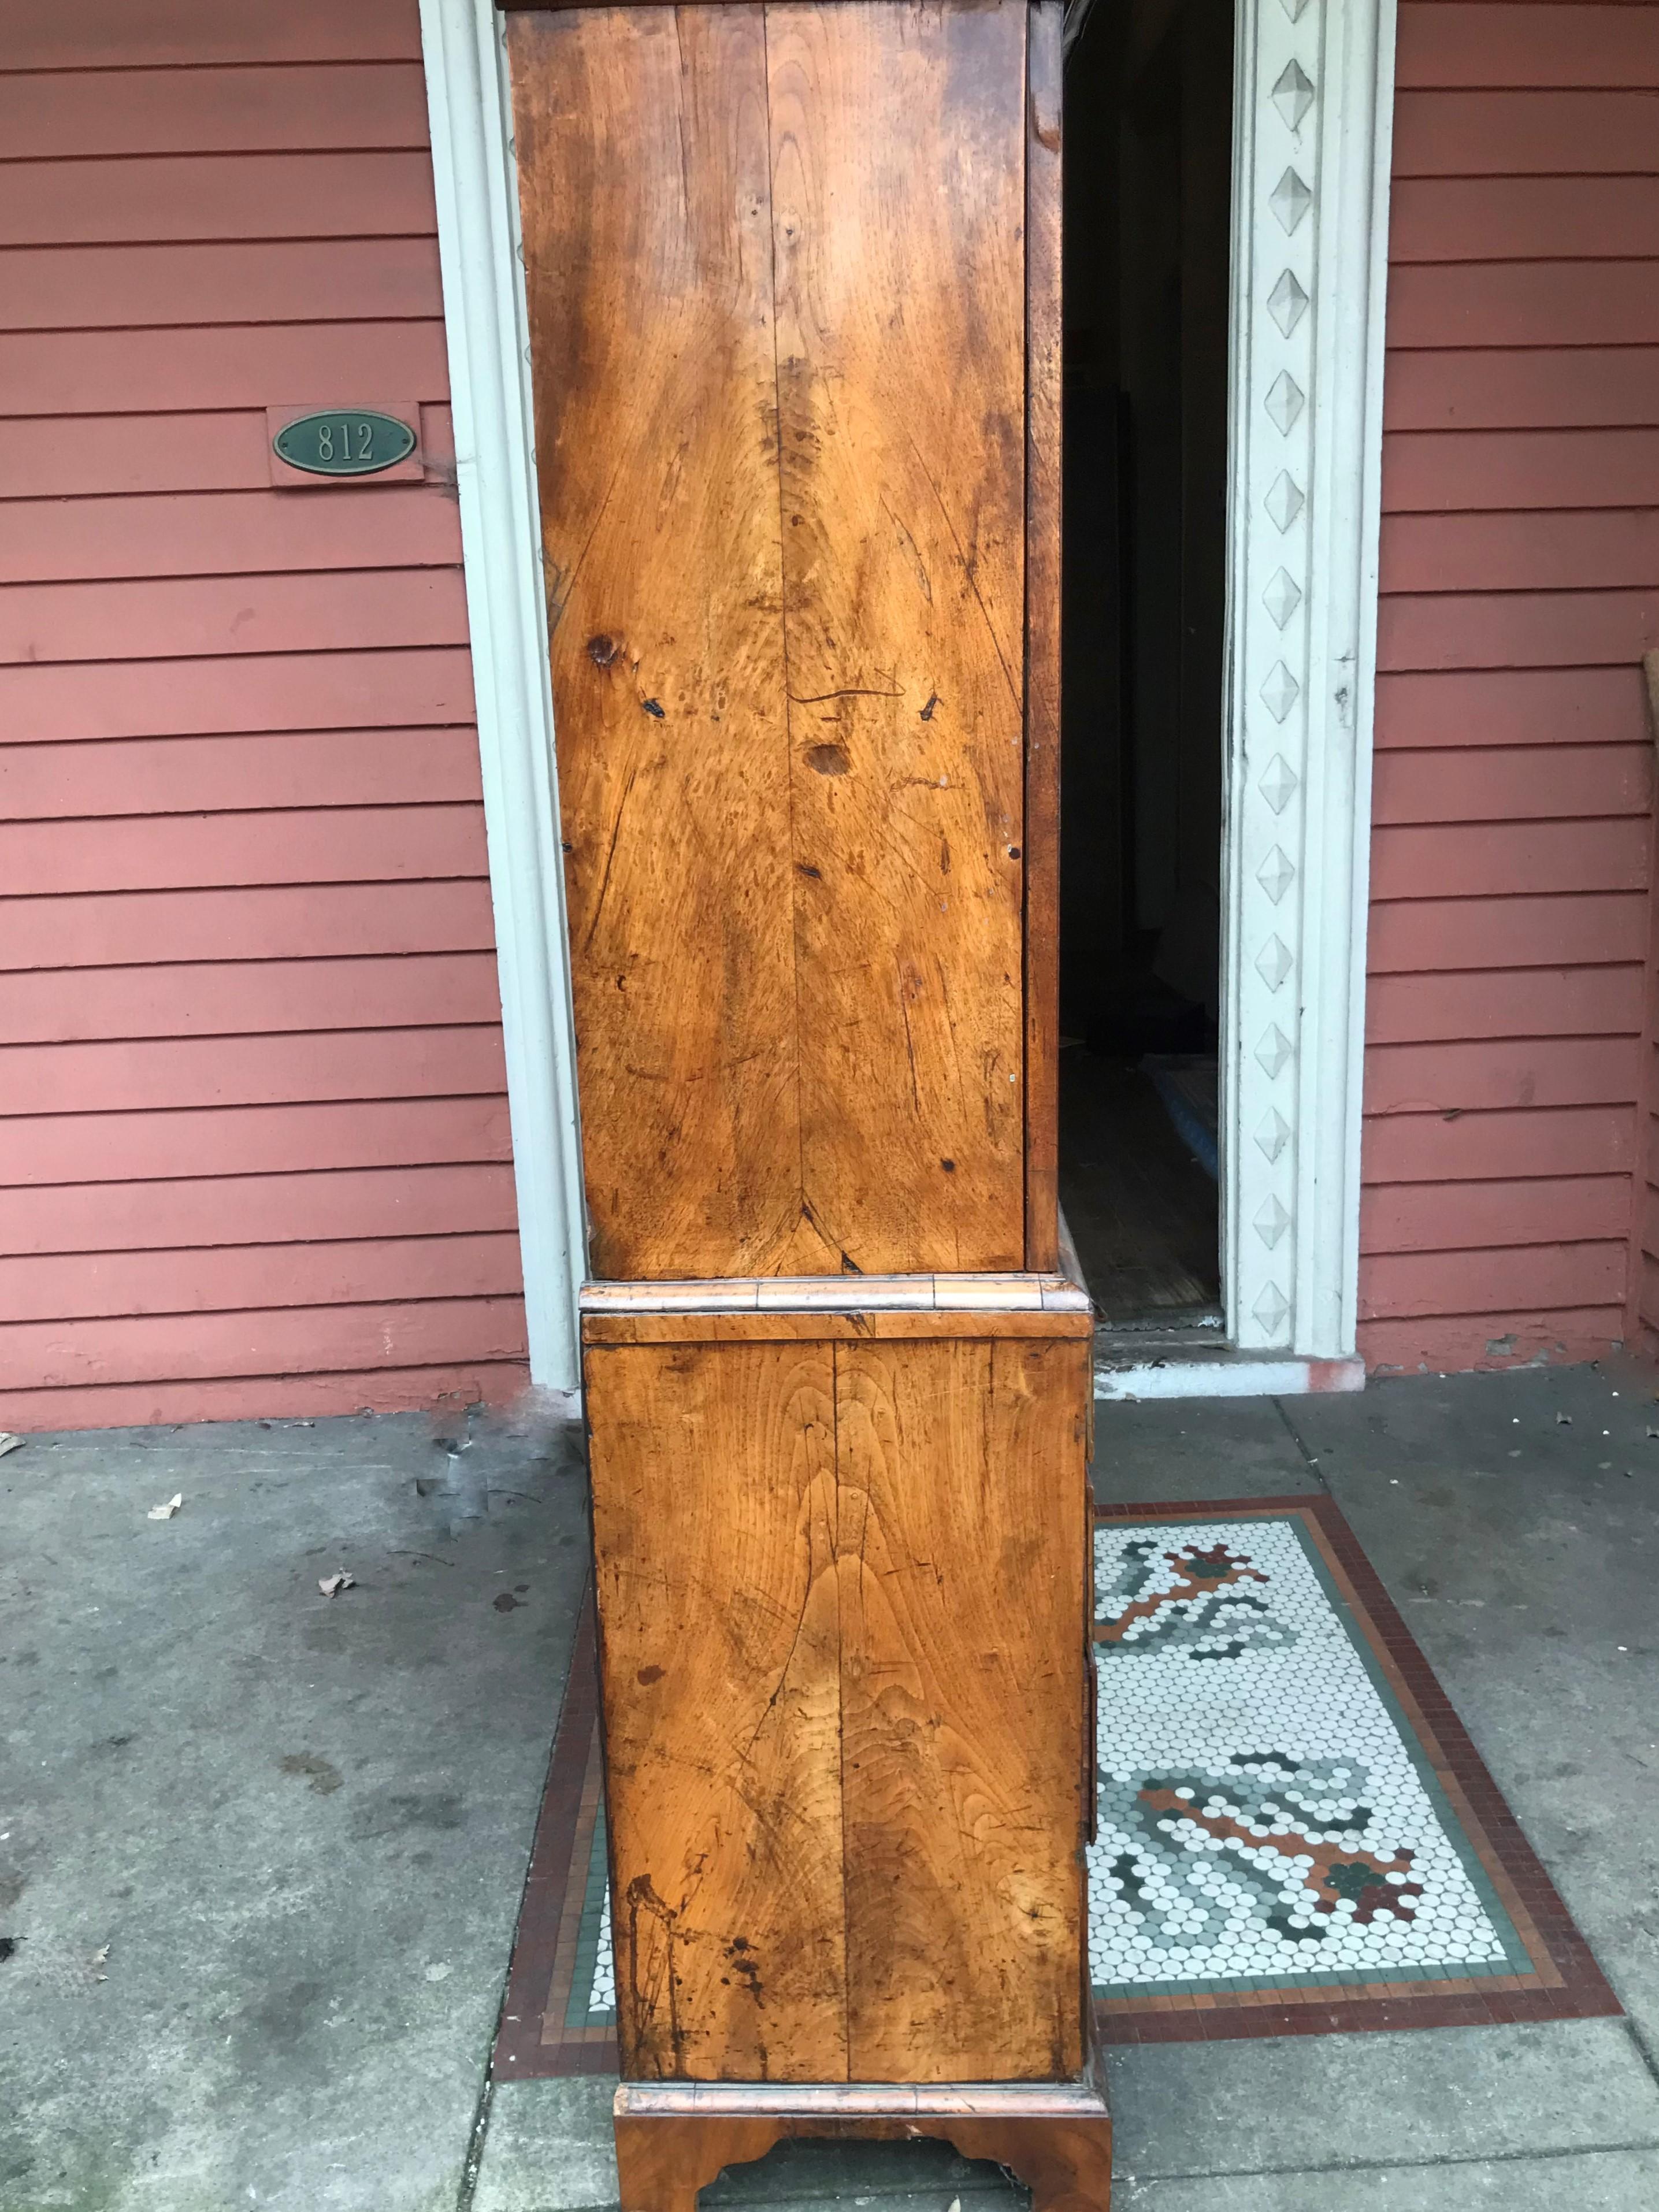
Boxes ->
[1057,1049,1219,1326]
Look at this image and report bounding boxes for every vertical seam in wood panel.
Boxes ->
[830,1334,851,2081]
[760,1,815,1266]
[1021,2,1062,1272]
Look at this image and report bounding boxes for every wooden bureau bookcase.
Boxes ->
[503,2,1109,2202]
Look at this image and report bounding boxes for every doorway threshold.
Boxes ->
[1094,1321,1364,1402]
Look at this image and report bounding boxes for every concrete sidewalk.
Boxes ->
[2,1366,1657,2210]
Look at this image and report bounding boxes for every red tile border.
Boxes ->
[491,1579,621,2079]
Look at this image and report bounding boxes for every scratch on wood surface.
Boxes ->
[581,764,640,953]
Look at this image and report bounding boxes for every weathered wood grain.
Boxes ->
[834,1334,1089,2081]
[510,5,829,1282]
[512,1,1036,1279]
[584,1316,1093,2087]
[584,1339,848,2081]
[769,0,1028,1274]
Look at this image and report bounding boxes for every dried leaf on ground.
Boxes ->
[318,1571,357,1598]
[147,1494,183,1520]
[0,1433,22,1459]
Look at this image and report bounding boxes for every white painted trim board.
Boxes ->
[418,0,587,1389]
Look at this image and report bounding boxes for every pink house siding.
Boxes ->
[1360,0,1659,1373]
[0,0,530,1429]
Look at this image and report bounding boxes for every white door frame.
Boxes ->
[418,0,1397,1391]
[1220,0,1396,1361]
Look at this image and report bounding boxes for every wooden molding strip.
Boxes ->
[584,1307,1093,1343]
[618,2071,1110,2120]
[581,1271,1091,1315]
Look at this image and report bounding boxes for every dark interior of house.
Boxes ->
[1057,0,1234,1327]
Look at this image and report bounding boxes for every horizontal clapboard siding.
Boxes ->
[1363,1,1659,1374]
[0,0,530,1428]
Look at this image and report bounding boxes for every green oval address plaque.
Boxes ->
[274,409,417,478]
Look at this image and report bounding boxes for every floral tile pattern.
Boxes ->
[1090,1515,1523,1995]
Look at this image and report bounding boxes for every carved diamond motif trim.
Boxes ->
[1260,754,1298,814]
[1255,1107,1291,1163]
[1268,269,1310,338]
[1265,471,1304,531]
[1254,1193,1291,1249]
[1271,60,1316,132]
[1278,0,1310,20]
[1256,1017,1300,1070]
[1263,567,1302,629]
[1265,371,1305,434]
[1261,662,1300,723]
[1257,846,1295,904]
[1270,166,1313,234]
[1256,937,1293,992]
[1253,1281,1291,1335]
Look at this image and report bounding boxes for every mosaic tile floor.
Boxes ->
[1092,1513,1519,1996]
[495,1498,1617,2072]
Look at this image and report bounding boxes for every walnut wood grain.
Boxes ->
[584,1316,1093,2085]
[584,1339,848,2080]
[835,1333,1089,2079]
[508,6,834,1282]
[509,1,1035,1279]
[767,1,1029,1273]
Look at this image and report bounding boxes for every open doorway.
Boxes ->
[1058,0,1234,1331]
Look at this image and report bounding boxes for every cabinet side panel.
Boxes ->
[509,8,834,1281]
[835,1333,1089,2080]
[584,1338,848,2079]
[768,0,1029,1272]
